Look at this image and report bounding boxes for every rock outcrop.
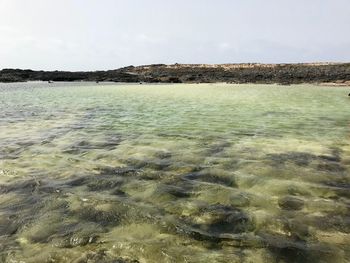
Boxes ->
[1,63,350,84]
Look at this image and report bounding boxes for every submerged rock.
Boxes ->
[86,176,124,191]
[198,204,254,233]
[173,204,255,242]
[323,181,350,198]
[278,196,304,211]
[126,157,171,171]
[229,192,251,207]
[184,170,236,187]
[266,152,316,167]
[72,250,139,263]
[284,219,310,241]
[207,141,231,155]
[155,184,191,198]
[302,213,350,233]
[154,151,172,159]
[62,140,92,154]
[62,136,122,154]
[0,178,63,196]
[66,177,87,187]
[74,206,121,227]
[52,233,98,248]
[266,150,347,174]
[317,162,346,172]
[318,154,341,163]
[260,232,343,263]
[97,166,140,176]
[0,179,40,194]
[0,216,21,236]
[65,166,143,193]
[111,189,128,196]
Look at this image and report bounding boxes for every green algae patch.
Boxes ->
[0,83,349,262]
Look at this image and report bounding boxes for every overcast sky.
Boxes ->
[0,0,349,71]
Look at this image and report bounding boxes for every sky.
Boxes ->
[0,0,350,71]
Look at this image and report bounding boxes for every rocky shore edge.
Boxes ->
[1,63,350,85]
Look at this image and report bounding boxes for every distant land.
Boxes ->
[1,63,350,85]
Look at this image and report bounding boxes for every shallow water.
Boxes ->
[0,82,349,263]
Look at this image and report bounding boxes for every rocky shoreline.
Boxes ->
[1,63,350,85]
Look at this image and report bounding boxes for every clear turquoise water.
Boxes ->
[0,82,349,262]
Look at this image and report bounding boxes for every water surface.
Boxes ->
[0,83,349,262]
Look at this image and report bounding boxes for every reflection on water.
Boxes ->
[0,82,349,263]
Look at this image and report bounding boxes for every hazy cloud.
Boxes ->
[0,0,349,70]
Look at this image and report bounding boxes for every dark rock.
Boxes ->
[0,217,20,236]
[111,189,127,196]
[266,152,316,167]
[302,214,350,233]
[126,158,170,170]
[97,166,140,176]
[72,250,140,263]
[0,179,61,196]
[199,204,254,234]
[52,234,98,248]
[317,163,346,172]
[278,196,304,211]
[74,206,121,227]
[66,177,87,187]
[229,193,250,207]
[86,177,123,191]
[0,179,40,194]
[155,184,191,198]
[138,172,164,181]
[263,234,311,263]
[174,223,222,243]
[261,232,341,263]
[266,150,346,173]
[283,218,310,241]
[323,181,350,198]
[184,171,236,187]
[318,155,341,163]
[174,204,254,243]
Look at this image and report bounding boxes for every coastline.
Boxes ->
[1,63,350,85]
[316,81,350,87]
[1,80,349,87]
